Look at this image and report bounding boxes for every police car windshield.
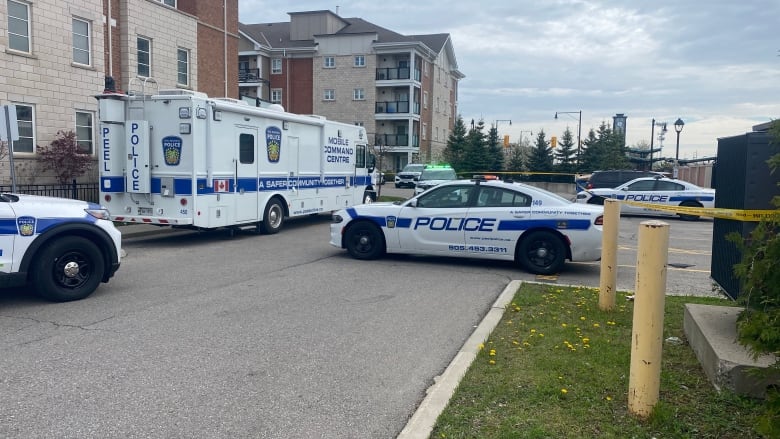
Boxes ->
[420,169,457,180]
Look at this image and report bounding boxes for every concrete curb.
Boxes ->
[396,280,522,439]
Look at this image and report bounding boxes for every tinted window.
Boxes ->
[417,185,475,208]
[239,133,254,164]
[655,181,685,191]
[420,169,456,180]
[476,187,531,207]
[626,180,657,191]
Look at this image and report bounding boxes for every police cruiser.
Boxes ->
[330,176,604,275]
[575,176,715,220]
[0,194,122,301]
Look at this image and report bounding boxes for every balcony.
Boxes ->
[376,101,410,114]
[376,67,411,81]
[238,68,261,83]
[376,134,419,148]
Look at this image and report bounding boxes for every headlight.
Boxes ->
[332,213,343,223]
[86,207,111,220]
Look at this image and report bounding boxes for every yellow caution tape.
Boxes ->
[619,199,779,222]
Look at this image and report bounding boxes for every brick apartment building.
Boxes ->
[238,10,464,171]
[0,0,238,185]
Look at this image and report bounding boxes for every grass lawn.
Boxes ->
[431,282,764,438]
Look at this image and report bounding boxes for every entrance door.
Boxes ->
[235,128,259,222]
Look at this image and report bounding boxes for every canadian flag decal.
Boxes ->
[214,179,230,192]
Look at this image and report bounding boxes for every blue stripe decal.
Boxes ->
[101,176,125,192]
[498,219,592,231]
[395,218,412,228]
[0,215,96,236]
[100,175,367,195]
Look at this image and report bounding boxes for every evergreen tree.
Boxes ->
[579,123,632,171]
[486,125,505,172]
[580,129,600,172]
[554,127,577,174]
[461,119,490,173]
[506,143,527,172]
[443,115,469,172]
[527,130,553,172]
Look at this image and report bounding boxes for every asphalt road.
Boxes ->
[0,192,723,438]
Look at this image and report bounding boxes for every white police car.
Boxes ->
[330,177,604,275]
[413,165,458,195]
[575,176,715,220]
[0,194,122,301]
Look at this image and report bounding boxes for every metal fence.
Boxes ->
[0,181,99,204]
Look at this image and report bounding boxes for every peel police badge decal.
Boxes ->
[17,216,36,236]
[386,216,397,228]
[162,136,183,166]
[266,126,282,163]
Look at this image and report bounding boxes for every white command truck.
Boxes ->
[96,88,378,234]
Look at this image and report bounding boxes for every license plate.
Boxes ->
[138,207,153,216]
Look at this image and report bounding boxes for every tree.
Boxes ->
[443,115,469,172]
[36,130,93,185]
[579,122,631,172]
[527,130,553,172]
[554,127,577,174]
[486,125,505,172]
[506,143,527,172]
[461,119,490,174]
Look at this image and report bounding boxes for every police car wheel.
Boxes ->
[260,199,285,234]
[344,221,385,260]
[517,231,566,275]
[32,236,106,302]
[677,201,701,221]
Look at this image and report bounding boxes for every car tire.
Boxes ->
[517,230,566,275]
[259,198,285,234]
[32,236,106,302]
[344,221,385,260]
[678,201,702,221]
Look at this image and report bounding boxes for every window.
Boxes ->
[177,48,189,86]
[158,0,175,5]
[72,18,91,66]
[422,123,427,140]
[324,56,335,68]
[271,88,282,103]
[476,187,531,208]
[356,144,366,168]
[423,91,428,109]
[239,134,254,164]
[417,185,475,209]
[353,88,365,100]
[354,55,365,67]
[12,104,34,154]
[137,36,151,77]
[324,89,335,101]
[271,58,282,74]
[7,0,31,53]
[354,121,364,127]
[75,111,94,154]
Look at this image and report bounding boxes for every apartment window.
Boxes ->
[354,55,365,67]
[75,111,94,154]
[177,48,189,86]
[423,91,428,109]
[137,36,151,77]
[158,0,175,5]
[324,56,335,68]
[12,104,34,154]
[270,88,282,103]
[7,0,31,53]
[353,88,365,101]
[422,123,427,141]
[324,89,335,101]
[72,18,91,66]
[271,58,282,74]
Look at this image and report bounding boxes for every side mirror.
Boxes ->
[408,198,418,208]
[621,187,629,191]
[367,153,376,173]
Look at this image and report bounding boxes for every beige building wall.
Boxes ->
[118,0,198,93]
[0,0,105,184]
[430,49,453,162]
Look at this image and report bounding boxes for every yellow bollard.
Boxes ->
[599,199,620,311]
[628,220,670,418]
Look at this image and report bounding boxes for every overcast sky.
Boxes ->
[240,0,779,159]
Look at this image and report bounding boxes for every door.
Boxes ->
[397,184,475,254]
[235,128,259,222]
[465,186,533,259]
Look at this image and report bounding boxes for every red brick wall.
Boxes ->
[288,58,313,114]
[102,0,123,89]
[192,0,239,98]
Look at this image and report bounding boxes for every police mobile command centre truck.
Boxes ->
[330,177,604,275]
[0,194,122,302]
[96,85,378,234]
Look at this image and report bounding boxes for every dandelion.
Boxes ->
[561,323,568,328]
[561,388,568,394]
[580,316,586,321]
[489,349,496,356]
[606,396,613,401]
[530,329,537,334]
[489,359,496,365]
[593,323,601,328]
[582,337,590,344]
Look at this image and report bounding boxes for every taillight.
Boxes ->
[595,215,604,226]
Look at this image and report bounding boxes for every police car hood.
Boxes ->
[8,193,96,208]
[417,179,452,186]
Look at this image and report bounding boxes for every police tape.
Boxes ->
[618,199,779,222]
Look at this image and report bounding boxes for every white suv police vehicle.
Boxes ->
[330,176,604,275]
[575,176,715,220]
[394,163,425,188]
[0,194,122,301]
[413,165,458,195]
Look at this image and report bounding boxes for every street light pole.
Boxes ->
[673,118,684,179]
[649,119,667,171]
[555,111,582,169]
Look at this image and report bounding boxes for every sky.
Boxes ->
[239,0,780,160]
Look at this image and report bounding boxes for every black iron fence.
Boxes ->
[0,181,100,204]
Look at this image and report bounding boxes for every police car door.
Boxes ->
[619,179,659,215]
[398,183,475,254]
[0,201,15,270]
[465,185,532,259]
